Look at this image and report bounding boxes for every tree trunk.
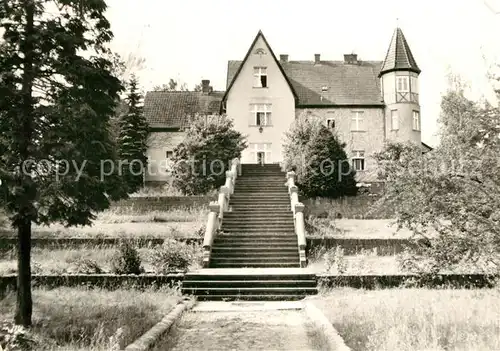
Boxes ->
[14,218,32,327]
[14,0,35,327]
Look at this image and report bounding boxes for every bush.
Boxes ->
[283,115,358,198]
[171,115,247,195]
[149,240,197,273]
[70,258,103,274]
[110,242,144,275]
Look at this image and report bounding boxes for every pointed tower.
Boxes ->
[380,27,421,144]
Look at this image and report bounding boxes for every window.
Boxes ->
[352,151,365,171]
[166,151,174,159]
[396,76,409,92]
[351,111,365,131]
[413,110,420,131]
[250,104,272,126]
[391,110,399,130]
[253,67,268,88]
[326,118,335,129]
[249,143,271,164]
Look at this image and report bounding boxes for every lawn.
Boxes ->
[0,207,207,239]
[310,288,500,351]
[0,243,202,275]
[0,287,181,350]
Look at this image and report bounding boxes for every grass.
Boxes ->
[0,286,181,350]
[311,288,500,351]
[307,247,499,275]
[0,243,203,275]
[0,207,207,239]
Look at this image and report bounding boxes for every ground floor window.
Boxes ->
[352,150,365,171]
[249,143,271,164]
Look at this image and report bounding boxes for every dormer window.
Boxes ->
[321,86,329,92]
[253,67,267,88]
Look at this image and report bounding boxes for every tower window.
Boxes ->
[396,76,409,92]
[413,110,421,131]
[253,67,268,88]
[352,150,365,171]
[391,110,399,130]
[327,118,335,129]
[351,111,365,131]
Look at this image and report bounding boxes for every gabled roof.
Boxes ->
[227,60,384,106]
[144,91,224,129]
[222,30,298,104]
[379,27,421,77]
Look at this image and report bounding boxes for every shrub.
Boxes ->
[171,115,247,195]
[70,258,103,274]
[0,322,37,351]
[149,240,196,273]
[324,246,347,274]
[283,115,358,198]
[110,242,144,275]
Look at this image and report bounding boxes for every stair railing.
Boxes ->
[286,171,307,268]
[202,158,240,268]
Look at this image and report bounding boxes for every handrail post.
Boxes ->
[290,185,299,216]
[286,171,296,192]
[202,201,220,268]
[225,171,234,194]
[218,186,230,221]
[294,202,307,268]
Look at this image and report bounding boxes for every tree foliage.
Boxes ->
[152,78,188,92]
[0,0,127,326]
[283,115,358,198]
[375,90,500,273]
[171,115,247,195]
[117,75,149,193]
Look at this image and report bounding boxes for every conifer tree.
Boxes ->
[0,0,127,326]
[118,75,149,193]
[283,116,358,198]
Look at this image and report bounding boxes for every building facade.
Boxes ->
[143,27,423,183]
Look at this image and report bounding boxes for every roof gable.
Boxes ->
[379,27,420,76]
[222,30,298,103]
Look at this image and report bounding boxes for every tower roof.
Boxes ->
[379,27,420,77]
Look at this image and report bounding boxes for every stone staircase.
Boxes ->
[182,163,317,300]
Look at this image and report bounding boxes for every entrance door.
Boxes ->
[257,152,265,165]
[249,143,271,164]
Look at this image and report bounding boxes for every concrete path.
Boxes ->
[163,301,324,350]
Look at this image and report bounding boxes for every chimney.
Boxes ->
[201,79,211,93]
[314,54,321,64]
[344,54,358,64]
[280,54,289,63]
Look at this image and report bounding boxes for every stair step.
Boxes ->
[212,247,298,253]
[182,280,315,288]
[182,287,317,295]
[209,263,300,268]
[192,295,310,301]
[210,257,299,262]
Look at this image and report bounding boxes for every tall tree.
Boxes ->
[283,115,358,198]
[374,88,500,273]
[0,0,127,326]
[118,74,149,193]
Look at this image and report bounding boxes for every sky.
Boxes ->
[104,0,500,147]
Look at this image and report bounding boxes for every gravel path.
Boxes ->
[156,309,323,350]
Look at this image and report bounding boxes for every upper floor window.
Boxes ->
[326,118,335,129]
[166,151,174,159]
[351,111,365,131]
[396,76,409,92]
[253,67,268,88]
[250,104,272,126]
[391,110,399,130]
[352,150,365,171]
[413,110,421,131]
